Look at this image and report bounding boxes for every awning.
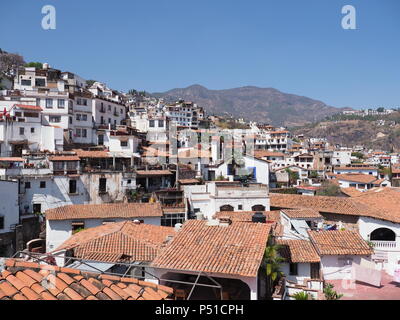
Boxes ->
[291,220,310,238]
[66,260,115,273]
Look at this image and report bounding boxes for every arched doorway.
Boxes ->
[252,204,266,211]
[219,204,234,211]
[370,228,396,241]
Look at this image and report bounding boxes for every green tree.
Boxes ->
[316,181,341,196]
[285,168,299,185]
[24,62,43,69]
[377,107,385,113]
[309,171,318,179]
[351,152,364,159]
[293,291,312,300]
[263,243,285,298]
[323,284,343,300]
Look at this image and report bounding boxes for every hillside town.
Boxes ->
[1,62,400,301]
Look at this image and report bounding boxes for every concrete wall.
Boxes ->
[46,216,161,252]
[0,180,19,233]
[320,255,369,280]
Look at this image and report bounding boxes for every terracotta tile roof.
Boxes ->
[281,208,322,219]
[72,149,111,158]
[45,202,163,221]
[335,174,377,184]
[142,146,169,158]
[14,104,42,111]
[0,259,173,300]
[269,193,400,223]
[340,187,363,197]
[276,240,320,263]
[178,179,200,184]
[136,170,172,176]
[253,150,285,158]
[152,220,271,277]
[49,156,80,161]
[308,230,372,256]
[54,221,176,263]
[334,166,378,171]
[352,187,400,223]
[214,211,281,222]
[0,157,24,162]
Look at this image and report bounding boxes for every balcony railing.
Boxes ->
[371,240,397,249]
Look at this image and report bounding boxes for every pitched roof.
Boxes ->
[0,259,173,300]
[334,166,378,171]
[351,187,400,223]
[72,149,110,158]
[45,203,163,221]
[49,156,80,161]
[0,157,24,162]
[308,230,372,256]
[281,208,322,219]
[276,239,320,263]
[340,187,363,197]
[270,192,400,222]
[152,220,271,277]
[214,210,281,222]
[253,150,285,158]
[14,104,42,111]
[54,221,176,263]
[335,174,377,184]
[136,170,172,176]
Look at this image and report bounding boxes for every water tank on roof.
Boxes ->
[252,212,266,223]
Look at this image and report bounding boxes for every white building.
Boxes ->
[45,202,163,252]
[183,181,270,220]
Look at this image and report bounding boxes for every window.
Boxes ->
[69,117,73,124]
[161,213,185,227]
[82,99,87,106]
[33,203,42,214]
[19,127,24,135]
[158,120,164,127]
[98,135,104,145]
[21,79,31,86]
[35,78,46,87]
[24,112,39,118]
[72,221,85,234]
[0,216,4,229]
[77,98,82,105]
[45,98,53,108]
[108,118,111,124]
[289,263,298,276]
[99,178,107,194]
[82,129,87,138]
[127,179,131,184]
[53,161,64,171]
[120,140,128,147]
[49,116,61,123]
[238,204,243,210]
[108,105,111,111]
[36,98,41,106]
[25,182,31,189]
[40,181,46,188]
[76,114,81,121]
[76,128,81,137]
[58,99,65,108]
[15,111,22,117]
[69,180,77,194]
[149,120,155,127]
[82,114,87,121]
[31,127,35,133]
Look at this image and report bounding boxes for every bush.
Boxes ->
[293,291,312,300]
[323,284,343,300]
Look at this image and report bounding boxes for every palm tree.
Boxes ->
[263,243,286,298]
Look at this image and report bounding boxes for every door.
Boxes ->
[310,263,320,279]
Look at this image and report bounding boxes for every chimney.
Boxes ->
[252,212,266,223]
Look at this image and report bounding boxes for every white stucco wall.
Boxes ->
[46,216,161,252]
[0,180,19,233]
[320,255,370,280]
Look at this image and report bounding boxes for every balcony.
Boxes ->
[371,240,397,250]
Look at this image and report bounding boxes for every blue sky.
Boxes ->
[1,0,399,109]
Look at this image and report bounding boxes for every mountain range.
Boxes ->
[153,84,347,126]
